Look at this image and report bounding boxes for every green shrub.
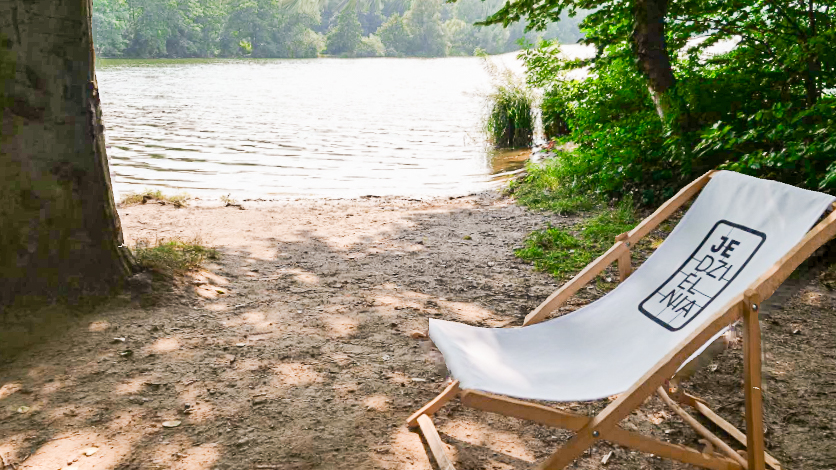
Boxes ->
[356,34,385,57]
[697,100,836,191]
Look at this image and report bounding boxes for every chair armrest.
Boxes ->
[624,170,717,245]
[524,241,630,326]
[523,169,717,326]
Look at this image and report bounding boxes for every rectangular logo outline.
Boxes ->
[638,219,767,331]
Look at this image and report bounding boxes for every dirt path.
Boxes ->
[0,192,834,470]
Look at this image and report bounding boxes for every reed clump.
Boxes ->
[482,56,535,148]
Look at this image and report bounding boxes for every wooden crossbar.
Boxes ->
[676,395,782,470]
[657,387,748,467]
[462,390,743,470]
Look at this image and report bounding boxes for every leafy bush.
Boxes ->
[697,100,836,191]
[356,34,386,57]
[519,35,836,206]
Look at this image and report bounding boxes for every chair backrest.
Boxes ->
[522,171,835,399]
[428,171,834,402]
[625,171,834,333]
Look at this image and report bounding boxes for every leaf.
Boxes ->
[16,405,30,413]
[162,420,182,427]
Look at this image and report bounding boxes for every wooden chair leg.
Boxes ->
[743,290,766,470]
[407,380,460,428]
[417,414,456,470]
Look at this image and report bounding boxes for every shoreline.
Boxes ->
[1,189,834,469]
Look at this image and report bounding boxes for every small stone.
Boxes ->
[83,447,99,457]
[409,330,427,339]
[162,420,182,428]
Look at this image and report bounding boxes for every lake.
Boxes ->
[97,54,530,200]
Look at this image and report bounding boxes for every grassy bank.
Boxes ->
[509,156,680,284]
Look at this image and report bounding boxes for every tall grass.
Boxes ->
[132,237,218,275]
[481,57,535,149]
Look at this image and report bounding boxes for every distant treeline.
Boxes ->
[92,0,585,59]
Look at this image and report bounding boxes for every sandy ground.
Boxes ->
[0,192,834,470]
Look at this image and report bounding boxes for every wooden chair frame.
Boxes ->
[408,170,836,470]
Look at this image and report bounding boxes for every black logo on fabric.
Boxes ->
[639,220,766,331]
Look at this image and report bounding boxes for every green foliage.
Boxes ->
[482,58,535,148]
[133,238,219,275]
[515,198,636,279]
[697,100,836,192]
[326,3,363,55]
[91,0,586,58]
[356,34,386,57]
[403,0,447,56]
[508,158,601,214]
[511,0,836,206]
[120,189,189,207]
[377,14,412,56]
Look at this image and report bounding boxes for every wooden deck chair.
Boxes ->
[407,170,836,470]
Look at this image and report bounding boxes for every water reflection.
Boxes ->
[98,55,528,200]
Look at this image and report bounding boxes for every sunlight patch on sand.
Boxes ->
[439,419,535,463]
[19,430,139,470]
[323,314,360,338]
[363,394,390,411]
[371,426,435,470]
[439,300,496,323]
[114,375,153,395]
[271,363,324,388]
[148,337,181,353]
[0,382,21,400]
[88,321,111,332]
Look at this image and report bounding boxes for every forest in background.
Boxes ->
[92,0,585,58]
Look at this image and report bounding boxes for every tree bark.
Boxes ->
[0,0,134,308]
[631,0,676,120]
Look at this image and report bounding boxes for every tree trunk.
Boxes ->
[0,0,134,308]
[631,0,676,121]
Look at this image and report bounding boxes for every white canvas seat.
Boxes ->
[407,170,836,470]
[429,171,835,402]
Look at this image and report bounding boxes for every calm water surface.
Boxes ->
[98,55,528,200]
